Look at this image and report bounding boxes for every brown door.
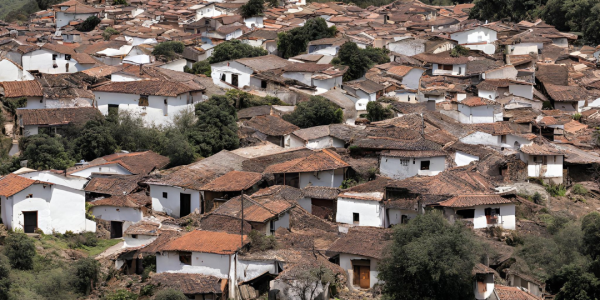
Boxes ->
[359,266,370,289]
[23,212,37,233]
[353,265,360,286]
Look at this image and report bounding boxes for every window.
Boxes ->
[440,64,453,71]
[420,160,430,170]
[26,194,33,198]
[131,234,138,239]
[501,135,507,143]
[139,95,149,106]
[261,80,267,89]
[270,219,275,233]
[162,192,168,198]
[65,54,71,60]
[179,252,192,265]
[52,54,57,60]
[485,208,500,225]
[400,159,409,166]
[353,213,360,224]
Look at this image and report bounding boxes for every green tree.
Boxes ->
[153,289,187,300]
[184,60,211,77]
[152,41,185,60]
[0,256,10,300]
[282,96,343,128]
[582,212,600,260]
[378,211,480,300]
[555,265,600,300]
[208,40,268,64]
[76,16,101,32]
[102,27,119,41]
[337,42,385,81]
[104,290,138,300]
[188,96,239,157]
[240,0,264,18]
[76,120,117,161]
[366,101,393,122]
[20,134,75,170]
[266,0,279,7]
[4,232,35,270]
[277,18,337,58]
[113,0,127,4]
[450,45,470,57]
[160,129,197,167]
[73,258,100,296]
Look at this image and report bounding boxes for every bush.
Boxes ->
[152,41,185,60]
[282,96,343,128]
[247,230,277,252]
[4,232,35,270]
[153,288,187,300]
[184,60,211,77]
[113,0,127,4]
[76,16,101,32]
[0,256,10,300]
[140,284,155,296]
[532,192,544,205]
[546,184,567,197]
[366,101,393,122]
[572,184,588,195]
[572,113,582,121]
[104,290,138,300]
[103,27,119,40]
[450,45,469,57]
[67,232,98,249]
[73,257,100,295]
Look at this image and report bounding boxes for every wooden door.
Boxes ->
[23,211,37,233]
[359,266,370,289]
[111,221,123,239]
[353,265,361,286]
[180,193,191,217]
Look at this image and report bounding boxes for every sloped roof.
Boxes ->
[0,173,53,197]
[84,174,143,195]
[327,227,392,259]
[235,55,293,72]
[68,151,169,175]
[520,142,563,155]
[150,273,224,295]
[302,186,339,200]
[18,107,100,126]
[544,83,589,101]
[264,149,349,173]
[92,79,201,97]
[437,194,513,208]
[161,230,248,254]
[91,192,150,208]
[244,115,299,136]
[495,285,542,300]
[536,64,568,85]
[460,97,498,107]
[201,171,262,192]
[212,194,294,223]
[1,81,43,98]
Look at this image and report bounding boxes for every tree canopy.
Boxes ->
[282,96,343,128]
[184,60,211,77]
[20,134,75,170]
[276,18,337,59]
[75,119,117,162]
[188,95,239,157]
[76,16,101,32]
[240,0,264,18]
[152,41,185,60]
[366,101,393,122]
[378,211,481,300]
[208,40,268,64]
[336,42,390,81]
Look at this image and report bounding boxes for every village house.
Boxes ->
[211,55,293,89]
[519,142,564,184]
[432,194,516,230]
[334,178,389,228]
[287,125,347,150]
[182,45,215,68]
[386,37,456,57]
[307,37,349,56]
[450,25,500,54]
[474,264,496,300]
[200,171,263,212]
[10,43,97,74]
[380,149,447,179]
[543,83,588,113]
[0,59,34,82]
[156,230,249,297]
[281,63,346,92]
[0,173,95,234]
[441,97,503,124]
[342,79,386,112]
[16,107,100,137]
[90,192,151,239]
[122,220,161,248]
[238,30,278,54]
[92,79,205,126]
[327,227,391,289]
[67,151,169,178]
[150,273,227,300]
[477,79,534,100]
[242,115,299,147]
[299,186,340,221]
[264,149,350,189]
[52,0,102,28]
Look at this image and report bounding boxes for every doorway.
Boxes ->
[23,211,37,233]
[352,260,371,289]
[232,74,239,87]
[180,193,191,217]
[110,221,123,239]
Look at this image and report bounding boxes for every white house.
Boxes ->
[341,79,385,112]
[385,65,425,90]
[474,264,496,300]
[435,194,516,230]
[287,125,346,149]
[244,16,264,28]
[265,149,350,189]
[211,55,292,89]
[14,43,97,74]
[414,51,471,76]
[327,227,391,289]
[519,142,564,184]
[17,107,100,137]
[0,173,95,234]
[0,59,34,82]
[92,79,204,126]
[544,83,588,114]
[477,79,534,100]
[281,63,345,92]
[157,230,249,297]
[483,65,518,80]
[336,191,385,228]
[122,220,160,248]
[90,192,150,239]
[453,97,503,124]
[450,26,499,54]
[379,150,447,180]
[53,0,102,29]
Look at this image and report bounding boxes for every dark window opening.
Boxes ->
[456,209,475,219]
[179,252,192,265]
[420,160,430,170]
[221,74,226,82]
[162,192,168,198]
[440,64,453,71]
[131,234,138,239]
[353,213,359,224]
[65,54,71,60]
[270,219,276,233]
[485,208,500,225]
[261,80,267,89]
[108,104,119,119]
[139,95,149,106]
[52,54,57,60]
[231,74,239,87]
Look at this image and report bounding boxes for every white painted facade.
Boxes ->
[298,169,345,189]
[94,90,203,127]
[123,233,157,248]
[22,49,92,74]
[0,60,34,81]
[336,197,383,227]
[457,104,501,124]
[379,155,446,180]
[70,163,132,178]
[287,134,345,149]
[385,208,417,227]
[475,273,495,300]
[448,203,516,230]
[460,131,500,147]
[55,11,97,29]
[522,154,563,182]
[450,27,498,45]
[455,151,479,167]
[91,206,143,223]
[237,259,277,282]
[211,61,253,89]
[339,253,379,288]
[244,17,264,29]
[149,184,201,218]
[432,63,466,76]
[158,58,187,72]
[124,36,158,46]
[401,68,424,90]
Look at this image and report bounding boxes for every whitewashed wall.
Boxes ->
[149,184,201,218]
[237,259,276,282]
[339,253,379,288]
[56,12,96,28]
[509,84,533,100]
[336,198,383,227]
[402,69,424,90]
[299,169,344,188]
[91,206,143,223]
[70,163,132,178]
[0,60,34,81]
[380,155,446,180]
[450,27,497,44]
[386,208,417,227]
[524,154,563,179]
[474,273,495,300]
[432,63,466,76]
[472,203,516,230]
[124,234,157,248]
[22,50,88,74]
[460,131,500,146]
[455,151,479,167]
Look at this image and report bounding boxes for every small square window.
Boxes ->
[400,159,409,166]
[131,234,138,239]
[65,54,71,60]
[162,192,168,198]
[420,161,430,170]
[179,252,192,265]
[52,54,57,60]
[139,95,149,106]
[353,213,359,224]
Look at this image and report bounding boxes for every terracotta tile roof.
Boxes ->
[84,174,143,195]
[301,186,339,200]
[235,55,293,72]
[564,119,588,133]
[283,63,333,73]
[387,65,416,78]
[251,185,304,201]
[327,227,392,259]
[139,230,185,254]
[292,125,330,141]
[237,105,272,120]
[520,142,563,155]
[0,173,53,197]
[18,107,100,126]
[264,149,349,173]
[68,151,169,175]
[198,214,253,235]
[161,230,248,254]
[437,194,513,208]
[0,81,43,98]
[92,79,201,97]
[536,64,568,85]
[150,273,224,295]
[544,83,589,101]
[476,79,532,91]
[460,96,498,107]
[473,263,495,275]
[212,194,294,223]
[413,50,473,65]
[354,136,442,151]
[91,192,150,208]
[124,220,160,236]
[244,115,299,137]
[201,171,262,192]
[494,285,542,300]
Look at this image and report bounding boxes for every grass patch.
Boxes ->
[82,239,121,257]
[38,234,120,257]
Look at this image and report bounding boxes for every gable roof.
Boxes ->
[244,115,299,136]
[68,151,169,175]
[84,174,143,195]
[264,149,349,173]
[201,171,262,192]
[161,230,248,254]
[18,107,100,126]
[91,79,201,97]
[0,174,53,197]
[90,192,150,208]
[436,194,513,208]
[0,81,43,98]
[235,55,293,72]
[494,285,542,300]
[212,194,294,223]
[327,227,392,259]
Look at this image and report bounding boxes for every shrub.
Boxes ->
[572,184,588,195]
[67,232,98,249]
[532,192,544,205]
[113,0,127,4]
[546,184,567,197]
[76,16,101,32]
[153,288,187,300]
[184,60,211,77]
[572,113,582,121]
[73,257,100,295]
[104,290,138,300]
[450,44,469,57]
[348,145,362,155]
[152,41,185,60]
[4,232,35,270]
[140,284,155,296]
[366,101,393,122]
[247,230,277,252]
[103,27,119,40]
[0,256,10,300]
